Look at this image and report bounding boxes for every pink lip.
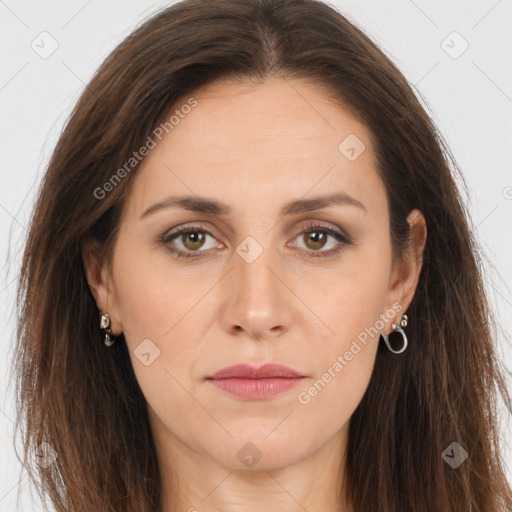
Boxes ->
[206,363,306,400]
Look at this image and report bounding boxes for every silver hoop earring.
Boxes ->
[382,314,408,354]
[100,312,116,347]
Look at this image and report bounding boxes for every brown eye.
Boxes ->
[303,230,328,251]
[180,231,206,251]
[160,226,222,259]
[291,224,352,259]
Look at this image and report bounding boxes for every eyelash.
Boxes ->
[158,222,352,260]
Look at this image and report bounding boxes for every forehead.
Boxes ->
[170,76,370,153]
[124,76,383,219]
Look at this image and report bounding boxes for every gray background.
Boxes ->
[1,0,511,509]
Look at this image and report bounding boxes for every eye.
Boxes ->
[159,222,352,260]
[159,225,222,259]
[289,222,352,258]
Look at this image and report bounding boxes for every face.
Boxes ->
[85,76,424,474]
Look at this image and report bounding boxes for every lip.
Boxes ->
[208,363,306,380]
[206,363,306,400]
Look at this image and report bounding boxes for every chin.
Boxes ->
[205,429,312,471]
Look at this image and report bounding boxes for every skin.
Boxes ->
[84,76,427,512]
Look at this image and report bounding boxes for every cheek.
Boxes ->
[296,277,385,431]
[112,239,200,342]
[294,342,376,450]
[298,241,393,345]
[111,249,205,431]
[111,238,228,397]
[295,245,391,405]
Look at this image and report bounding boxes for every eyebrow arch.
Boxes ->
[140,191,367,219]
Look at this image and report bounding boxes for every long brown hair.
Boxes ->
[12,1,512,511]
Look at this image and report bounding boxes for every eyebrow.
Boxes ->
[140,191,367,219]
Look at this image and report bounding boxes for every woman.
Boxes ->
[12,0,512,511]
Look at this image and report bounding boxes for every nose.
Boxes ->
[219,245,293,341]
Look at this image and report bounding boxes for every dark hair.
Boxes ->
[12,0,512,511]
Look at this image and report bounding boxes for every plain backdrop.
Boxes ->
[1,0,511,510]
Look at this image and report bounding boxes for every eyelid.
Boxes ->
[293,220,351,243]
[287,221,352,259]
[161,223,220,244]
[160,223,223,258]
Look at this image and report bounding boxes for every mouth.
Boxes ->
[205,363,306,400]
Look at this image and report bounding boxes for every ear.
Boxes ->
[386,209,427,326]
[82,239,123,335]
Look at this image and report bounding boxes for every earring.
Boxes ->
[100,312,116,347]
[382,314,408,354]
